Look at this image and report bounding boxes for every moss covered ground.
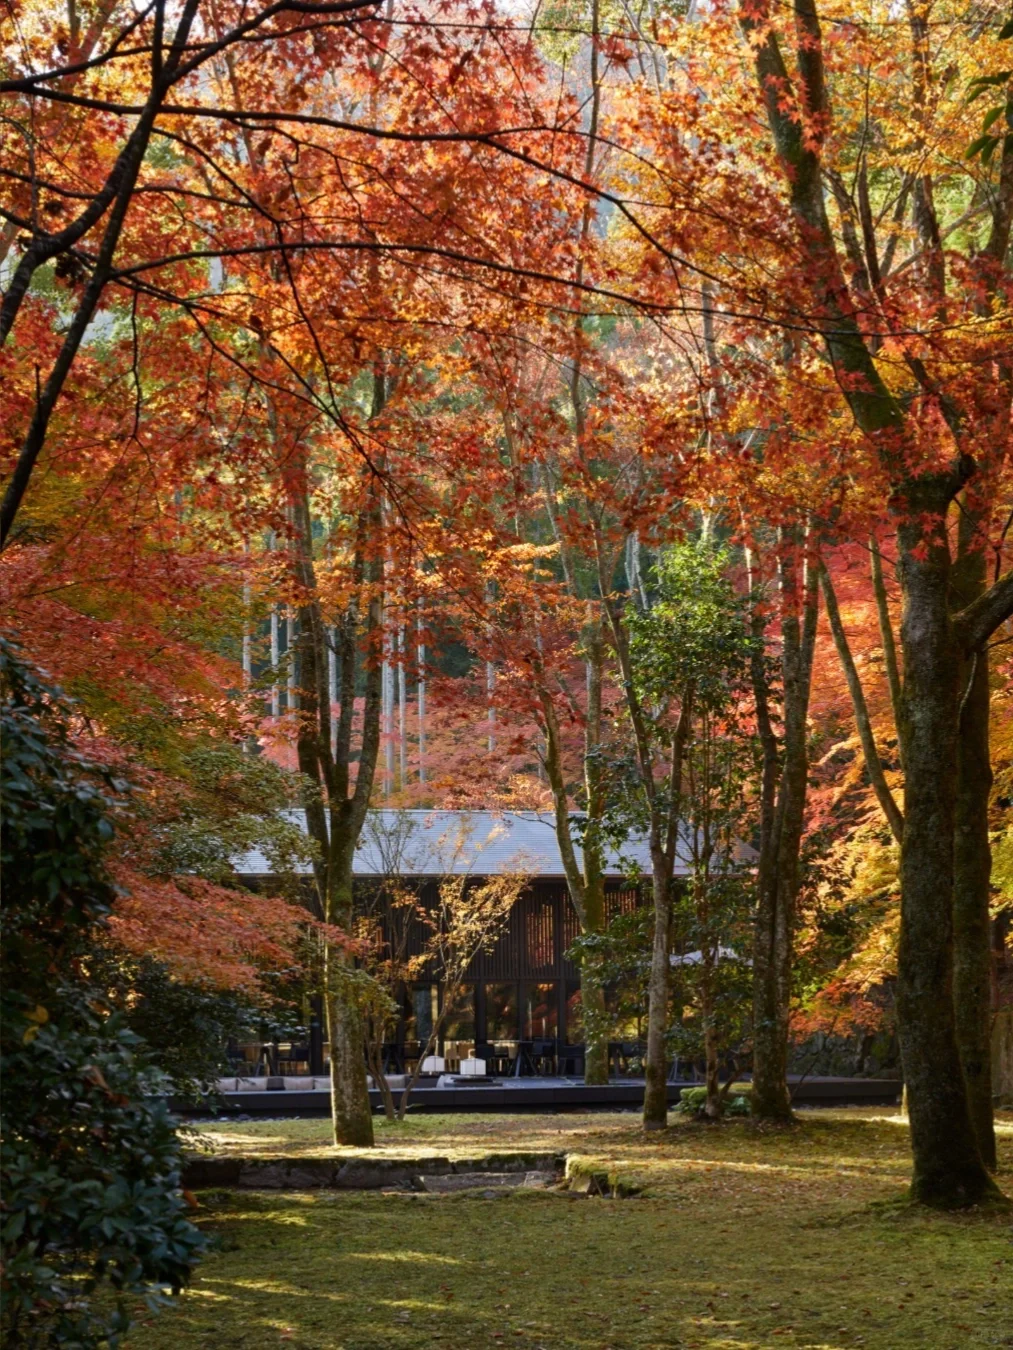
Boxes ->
[132,1109,1013,1350]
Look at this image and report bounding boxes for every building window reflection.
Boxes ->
[485,982,519,1041]
[523,982,558,1039]
[565,982,583,1042]
[406,983,437,1045]
[441,985,474,1041]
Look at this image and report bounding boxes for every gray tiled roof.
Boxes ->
[232,808,677,879]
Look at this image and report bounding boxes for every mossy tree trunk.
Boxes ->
[951,529,996,1171]
[894,494,997,1204]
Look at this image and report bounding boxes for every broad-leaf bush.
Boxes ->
[0,638,205,1348]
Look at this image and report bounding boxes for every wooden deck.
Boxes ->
[180,1075,902,1118]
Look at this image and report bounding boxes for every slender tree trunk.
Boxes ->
[870,540,904,754]
[643,846,674,1128]
[819,562,904,843]
[579,628,610,1085]
[324,852,375,1146]
[643,701,692,1129]
[951,540,996,1171]
[751,529,819,1122]
[367,1036,397,1121]
[894,502,995,1204]
[700,916,722,1118]
[536,626,611,1084]
[703,1015,721,1118]
[539,691,609,1084]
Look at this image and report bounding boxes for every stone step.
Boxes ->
[418,1171,555,1194]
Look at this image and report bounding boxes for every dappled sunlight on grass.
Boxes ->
[137,1109,1013,1349]
[345,1249,465,1265]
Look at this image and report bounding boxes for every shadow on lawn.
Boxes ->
[147,1112,1013,1350]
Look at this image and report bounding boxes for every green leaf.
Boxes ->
[968,70,1013,91]
[966,133,1000,161]
[982,104,1005,132]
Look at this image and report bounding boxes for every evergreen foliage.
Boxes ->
[0,639,205,1348]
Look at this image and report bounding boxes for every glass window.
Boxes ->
[441,985,475,1042]
[406,983,437,1044]
[565,982,583,1043]
[524,983,558,1040]
[485,982,519,1041]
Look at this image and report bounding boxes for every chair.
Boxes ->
[557,1044,585,1076]
[474,1042,500,1074]
[277,1044,310,1075]
[382,1042,405,1074]
[530,1038,557,1075]
[226,1044,253,1076]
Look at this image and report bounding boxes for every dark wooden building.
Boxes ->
[236,809,662,1065]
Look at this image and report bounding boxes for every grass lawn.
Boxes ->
[132,1109,1013,1350]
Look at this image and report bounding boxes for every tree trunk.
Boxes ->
[289,429,385,1148]
[580,954,609,1085]
[751,530,819,1122]
[951,541,996,1171]
[365,1019,396,1121]
[820,562,903,843]
[536,629,611,1085]
[642,845,673,1129]
[894,504,995,1205]
[869,540,904,754]
[325,842,375,1147]
[700,926,722,1119]
[579,629,610,1085]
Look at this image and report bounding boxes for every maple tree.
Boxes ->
[600,0,1012,1201]
[3,0,1012,1211]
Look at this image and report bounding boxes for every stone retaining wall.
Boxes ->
[182,1151,564,1191]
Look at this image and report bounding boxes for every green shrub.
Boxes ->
[677,1085,751,1118]
[0,640,205,1347]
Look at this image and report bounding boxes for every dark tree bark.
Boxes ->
[819,562,904,844]
[642,700,690,1129]
[291,483,381,1147]
[869,543,904,757]
[951,531,997,1171]
[750,528,819,1122]
[893,490,993,1204]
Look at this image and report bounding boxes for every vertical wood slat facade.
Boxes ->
[366,879,643,982]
